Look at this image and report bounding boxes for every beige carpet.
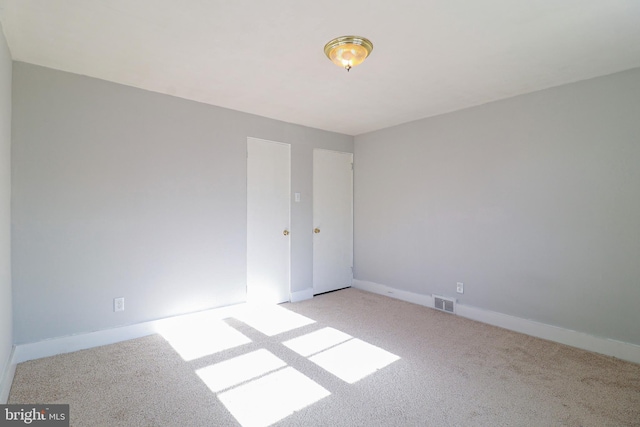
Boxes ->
[9,288,640,426]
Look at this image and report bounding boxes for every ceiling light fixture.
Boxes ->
[324,36,373,72]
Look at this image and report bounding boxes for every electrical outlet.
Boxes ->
[114,297,125,312]
[456,282,464,294]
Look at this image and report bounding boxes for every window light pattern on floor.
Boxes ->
[308,338,400,384]
[218,367,330,427]
[161,302,400,427]
[156,312,251,361]
[284,327,400,383]
[282,327,351,357]
[232,304,315,336]
[196,349,286,393]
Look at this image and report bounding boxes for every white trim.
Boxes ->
[353,279,640,365]
[352,280,434,307]
[455,304,640,365]
[12,303,247,365]
[0,346,16,403]
[13,323,159,365]
[290,288,314,303]
[9,283,640,371]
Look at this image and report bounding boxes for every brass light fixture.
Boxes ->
[324,35,373,72]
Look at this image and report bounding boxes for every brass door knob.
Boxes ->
[314,228,321,234]
[283,230,290,236]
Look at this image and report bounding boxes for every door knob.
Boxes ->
[283,230,290,236]
[314,228,321,234]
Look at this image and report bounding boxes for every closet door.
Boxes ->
[247,137,291,303]
[313,149,353,295]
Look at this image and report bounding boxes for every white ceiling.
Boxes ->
[1,0,639,136]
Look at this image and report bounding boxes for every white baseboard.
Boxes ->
[353,280,434,307]
[9,282,640,371]
[0,346,16,403]
[352,279,640,365]
[290,288,314,303]
[455,304,640,365]
[13,322,159,365]
[12,303,248,365]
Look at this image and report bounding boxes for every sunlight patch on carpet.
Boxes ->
[309,338,400,384]
[282,327,352,357]
[196,349,286,393]
[157,315,251,361]
[217,367,330,427]
[233,304,315,336]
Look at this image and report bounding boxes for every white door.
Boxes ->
[247,137,291,304]
[313,149,353,294]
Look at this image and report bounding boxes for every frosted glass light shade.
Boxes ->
[324,36,373,71]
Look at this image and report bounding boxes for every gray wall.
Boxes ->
[0,23,12,380]
[354,68,640,346]
[12,62,352,344]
